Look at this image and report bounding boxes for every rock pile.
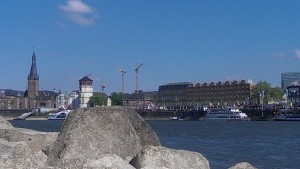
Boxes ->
[0,116,58,168]
[0,106,257,169]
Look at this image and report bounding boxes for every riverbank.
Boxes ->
[3,117,47,121]
[3,116,169,121]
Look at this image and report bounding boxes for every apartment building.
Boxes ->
[188,80,253,107]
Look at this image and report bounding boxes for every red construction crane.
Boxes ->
[135,63,143,94]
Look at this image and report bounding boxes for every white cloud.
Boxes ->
[293,49,300,59]
[59,0,97,26]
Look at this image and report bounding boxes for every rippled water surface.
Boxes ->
[9,120,300,169]
[147,121,300,169]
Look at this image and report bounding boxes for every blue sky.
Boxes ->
[1,0,300,94]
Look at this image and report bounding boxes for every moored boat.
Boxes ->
[205,108,250,121]
[48,110,71,120]
[274,114,300,121]
[169,116,179,120]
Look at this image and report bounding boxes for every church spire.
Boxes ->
[28,52,39,80]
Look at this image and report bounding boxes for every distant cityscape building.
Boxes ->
[57,91,66,109]
[0,52,57,110]
[68,91,80,109]
[79,76,93,108]
[187,80,253,107]
[0,89,26,109]
[122,91,158,110]
[1,52,112,111]
[281,72,300,90]
[286,80,300,107]
[25,52,57,109]
[158,80,253,109]
[158,82,193,109]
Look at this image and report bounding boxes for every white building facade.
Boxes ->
[69,91,80,109]
[79,76,93,108]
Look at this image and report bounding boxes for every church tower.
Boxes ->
[27,52,39,101]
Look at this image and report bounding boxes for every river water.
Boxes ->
[8,120,300,169]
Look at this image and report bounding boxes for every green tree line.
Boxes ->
[89,92,123,107]
[251,81,284,104]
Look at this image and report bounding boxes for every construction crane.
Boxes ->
[101,83,107,93]
[135,63,143,94]
[117,67,126,94]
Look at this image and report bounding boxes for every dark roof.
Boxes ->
[24,90,28,97]
[123,93,145,100]
[28,52,39,80]
[37,90,57,100]
[0,89,25,97]
[160,82,193,87]
[79,76,93,82]
[122,91,158,100]
[93,92,107,97]
[0,89,57,100]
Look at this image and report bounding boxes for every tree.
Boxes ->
[110,92,123,105]
[251,81,284,104]
[89,96,107,107]
[269,87,284,102]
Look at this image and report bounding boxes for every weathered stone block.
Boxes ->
[130,145,210,169]
[229,162,257,169]
[46,106,160,167]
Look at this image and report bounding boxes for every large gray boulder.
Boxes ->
[129,145,210,169]
[229,162,257,169]
[46,106,160,167]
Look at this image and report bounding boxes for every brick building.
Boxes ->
[187,80,253,107]
[122,91,158,110]
[158,80,253,109]
[158,82,193,109]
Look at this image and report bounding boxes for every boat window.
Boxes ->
[57,113,66,118]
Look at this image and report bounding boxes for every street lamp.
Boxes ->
[261,90,264,117]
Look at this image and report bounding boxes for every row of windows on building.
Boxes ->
[158,80,253,107]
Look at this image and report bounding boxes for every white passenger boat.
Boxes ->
[205,108,250,121]
[48,110,71,120]
[169,116,184,120]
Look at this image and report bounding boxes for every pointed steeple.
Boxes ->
[28,52,39,80]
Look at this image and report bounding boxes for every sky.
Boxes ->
[1,0,300,94]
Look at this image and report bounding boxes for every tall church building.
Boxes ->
[24,52,57,110]
[0,52,57,110]
[27,52,39,108]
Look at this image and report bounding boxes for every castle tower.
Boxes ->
[79,76,93,108]
[27,52,39,108]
